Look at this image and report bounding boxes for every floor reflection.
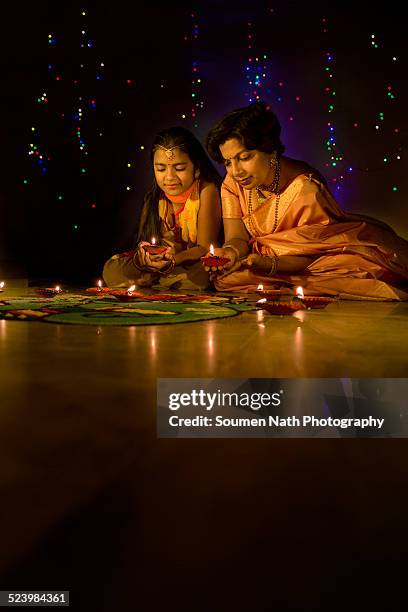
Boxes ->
[294,325,304,371]
[256,309,266,330]
[207,322,215,359]
[0,319,6,340]
[148,326,157,359]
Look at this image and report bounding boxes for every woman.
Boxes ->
[205,102,408,300]
[103,127,222,290]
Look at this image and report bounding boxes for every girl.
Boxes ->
[103,127,222,290]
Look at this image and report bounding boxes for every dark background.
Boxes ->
[1,1,406,282]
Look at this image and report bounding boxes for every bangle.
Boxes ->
[157,256,176,275]
[265,255,278,276]
[132,250,144,272]
[222,243,241,259]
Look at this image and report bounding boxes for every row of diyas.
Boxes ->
[31,281,140,300]
[256,285,336,315]
[85,281,144,301]
[30,281,139,300]
[33,236,165,300]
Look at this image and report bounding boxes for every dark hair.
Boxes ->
[137,127,222,243]
[206,101,285,164]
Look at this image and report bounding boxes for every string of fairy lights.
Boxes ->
[124,8,204,195]
[190,11,203,128]
[77,10,91,173]
[320,16,403,194]
[245,20,268,104]
[180,10,204,128]
[243,11,403,196]
[321,16,347,193]
[24,8,404,216]
[25,8,105,223]
[26,63,52,177]
[244,12,297,124]
[367,32,402,193]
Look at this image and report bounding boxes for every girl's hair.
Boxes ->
[137,127,222,243]
[206,101,285,164]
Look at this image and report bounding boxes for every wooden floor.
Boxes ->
[1,284,408,610]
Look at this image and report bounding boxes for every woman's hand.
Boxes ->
[240,253,274,272]
[204,247,237,270]
[203,246,242,280]
[209,253,277,280]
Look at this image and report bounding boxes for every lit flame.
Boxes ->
[0,281,5,289]
[55,285,61,292]
[210,244,215,255]
[97,279,102,288]
[257,284,263,291]
[257,298,267,304]
[151,237,156,245]
[296,286,304,299]
[128,284,136,294]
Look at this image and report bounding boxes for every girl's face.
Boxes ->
[153,147,195,197]
[219,138,273,189]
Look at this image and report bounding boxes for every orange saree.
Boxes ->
[216,173,408,300]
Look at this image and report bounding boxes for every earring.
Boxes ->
[269,152,277,167]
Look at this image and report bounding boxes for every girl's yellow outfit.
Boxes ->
[103,181,209,289]
[158,180,200,252]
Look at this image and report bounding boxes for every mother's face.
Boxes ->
[219,138,273,189]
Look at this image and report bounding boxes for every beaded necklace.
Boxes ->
[247,156,281,235]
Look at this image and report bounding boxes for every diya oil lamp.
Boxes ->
[256,284,285,298]
[0,281,5,292]
[86,280,112,295]
[35,285,63,297]
[295,286,336,309]
[201,244,230,268]
[143,237,168,255]
[109,284,144,302]
[256,297,306,316]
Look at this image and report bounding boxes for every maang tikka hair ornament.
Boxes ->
[155,144,185,160]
